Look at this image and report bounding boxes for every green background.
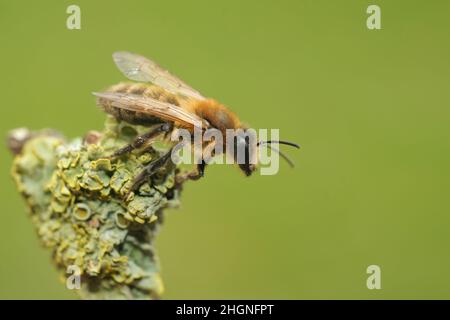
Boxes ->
[1,0,449,299]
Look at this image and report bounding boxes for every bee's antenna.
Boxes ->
[266,145,295,168]
[257,140,300,149]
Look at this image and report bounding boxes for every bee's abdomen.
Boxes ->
[99,82,181,126]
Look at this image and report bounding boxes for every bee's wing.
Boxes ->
[93,92,208,130]
[112,51,205,101]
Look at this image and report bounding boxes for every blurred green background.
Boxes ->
[1,0,450,299]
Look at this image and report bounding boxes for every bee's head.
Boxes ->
[233,129,258,176]
[238,150,257,177]
[232,128,300,176]
[233,130,300,176]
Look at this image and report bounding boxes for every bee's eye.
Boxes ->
[238,136,247,147]
[234,136,247,155]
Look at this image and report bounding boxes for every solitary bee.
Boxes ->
[94,52,298,193]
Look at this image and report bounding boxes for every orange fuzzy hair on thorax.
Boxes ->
[190,99,241,133]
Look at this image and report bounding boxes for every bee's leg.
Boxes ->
[190,161,207,180]
[175,160,207,184]
[111,123,172,158]
[126,148,174,197]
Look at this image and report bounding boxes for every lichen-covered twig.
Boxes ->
[7,116,183,299]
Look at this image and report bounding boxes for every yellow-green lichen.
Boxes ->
[9,116,182,299]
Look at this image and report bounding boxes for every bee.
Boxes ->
[94,52,299,193]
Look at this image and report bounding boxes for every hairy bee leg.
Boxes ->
[191,161,206,180]
[111,123,172,158]
[175,161,207,184]
[126,148,174,197]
